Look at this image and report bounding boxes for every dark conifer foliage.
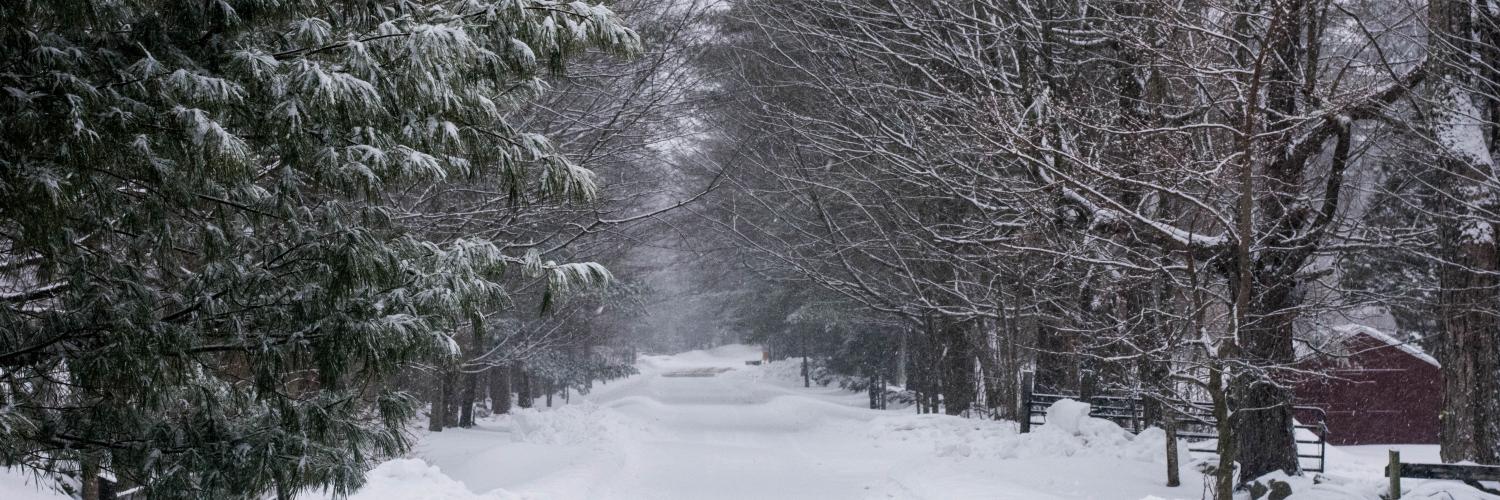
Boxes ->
[0,0,634,497]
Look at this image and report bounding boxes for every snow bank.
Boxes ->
[344,459,520,500]
[0,467,67,500]
[508,404,620,446]
[868,406,1160,463]
[1044,398,1091,434]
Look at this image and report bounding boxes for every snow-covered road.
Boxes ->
[332,345,1497,500]
[351,345,1203,499]
[3,345,1495,499]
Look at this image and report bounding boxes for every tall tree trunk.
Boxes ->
[1232,282,1301,480]
[1002,299,1025,421]
[896,326,908,386]
[939,319,976,416]
[1209,362,1235,500]
[516,365,533,409]
[458,371,477,428]
[490,365,513,415]
[80,458,100,500]
[1230,0,1307,482]
[1435,223,1500,463]
[1431,0,1500,465]
[458,320,483,428]
[443,369,460,426]
[801,328,810,388]
[275,469,295,500]
[1164,414,1181,487]
[429,371,448,431]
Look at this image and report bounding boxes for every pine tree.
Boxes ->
[0,0,633,497]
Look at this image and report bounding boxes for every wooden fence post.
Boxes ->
[1388,450,1401,500]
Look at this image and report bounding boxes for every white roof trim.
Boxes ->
[1331,324,1440,368]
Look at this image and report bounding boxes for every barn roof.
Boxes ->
[1326,324,1440,368]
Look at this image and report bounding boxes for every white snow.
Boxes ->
[0,467,67,500]
[326,344,1491,500]
[1332,324,1441,368]
[344,459,522,500]
[329,345,1223,499]
[1045,398,1093,435]
[12,344,1488,500]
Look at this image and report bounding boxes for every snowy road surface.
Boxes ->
[375,344,1203,499]
[6,345,1492,499]
[328,345,1498,500]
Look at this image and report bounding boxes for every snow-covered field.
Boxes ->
[3,344,1496,499]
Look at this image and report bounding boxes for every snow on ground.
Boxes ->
[334,344,1500,500]
[0,467,68,500]
[6,344,1496,499]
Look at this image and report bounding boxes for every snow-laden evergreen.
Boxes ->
[0,0,636,497]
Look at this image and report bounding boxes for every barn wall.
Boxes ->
[1293,333,1442,445]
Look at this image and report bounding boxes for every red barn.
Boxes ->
[1293,325,1442,445]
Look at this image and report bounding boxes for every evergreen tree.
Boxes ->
[0,0,633,497]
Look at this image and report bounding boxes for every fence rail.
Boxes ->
[1020,373,1328,473]
[1385,450,1500,498]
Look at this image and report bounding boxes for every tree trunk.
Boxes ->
[490,365,512,414]
[80,458,100,500]
[275,470,295,500]
[801,329,810,388]
[1227,0,1309,483]
[1431,0,1500,465]
[429,371,450,431]
[1209,362,1234,500]
[1435,201,1500,464]
[1435,228,1500,463]
[1231,281,1301,481]
[458,319,483,428]
[973,317,1007,419]
[939,319,976,416]
[458,370,477,428]
[896,326,908,386]
[516,365,533,409]
[1165,415,1181,487]
[444,369,461,425]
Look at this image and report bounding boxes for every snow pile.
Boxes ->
[343,459,520,500]
[508,404,620,446]
[1044,398,1091,434]
[868,400,1162,462]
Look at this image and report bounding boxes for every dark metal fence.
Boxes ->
[1019,373,1328,473]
